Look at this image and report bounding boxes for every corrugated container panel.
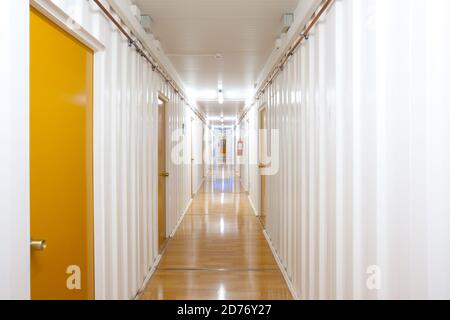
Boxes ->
[241,0,450,300]
[45,0,202,299]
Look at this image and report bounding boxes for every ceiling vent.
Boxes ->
[275,38,282,50]
[275,33,287,50]
[130,4,141,20]
[281,13,294,33]
[154,39,162,51]
[140,15,153,34]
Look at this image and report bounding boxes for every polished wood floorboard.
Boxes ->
[139,165,292,300]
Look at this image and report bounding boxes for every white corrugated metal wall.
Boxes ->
[41,0,204,299]
[0,0,30,300]
[241,0,450,300]
[3,0,450,301]
[191,118,205,195]
[238,120,251,192]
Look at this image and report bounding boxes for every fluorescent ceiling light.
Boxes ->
[207,116,236,122]
[187,88,217,101]
[224,89,247,100]
[218,89,224,105]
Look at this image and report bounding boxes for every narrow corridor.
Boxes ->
[139,165,291,300]
[3,0,450,302]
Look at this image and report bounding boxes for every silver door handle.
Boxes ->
[31,239,47,251]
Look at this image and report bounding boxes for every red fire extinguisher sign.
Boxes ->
[237,139,244,156]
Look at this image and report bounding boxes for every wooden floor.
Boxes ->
[139,165,292,300]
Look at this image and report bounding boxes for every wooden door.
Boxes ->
[30,7,94,300]
[259,107,268,228]
[158,97,167,252]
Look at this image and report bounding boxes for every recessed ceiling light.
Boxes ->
[218,89,224,105]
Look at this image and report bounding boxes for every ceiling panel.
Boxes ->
[198,100,245,125]
[134,0,299,117]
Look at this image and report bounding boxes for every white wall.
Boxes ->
[244,0,450,300]
[235,127,242,178]
[238,121,250,192]
[0,0,202,300]
[190,116,204,194]
[0,0,30,300]
[203,125,213,176]
[79,1,195,299]
[247,107,260,212]
[36,0,188,300]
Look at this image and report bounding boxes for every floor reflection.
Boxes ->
[139,165,292,300]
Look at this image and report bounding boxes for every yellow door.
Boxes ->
[30,7,94,300]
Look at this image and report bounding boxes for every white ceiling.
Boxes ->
[198,100,246,125]
[134,0,300,122]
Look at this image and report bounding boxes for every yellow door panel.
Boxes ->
[30,7,94,300]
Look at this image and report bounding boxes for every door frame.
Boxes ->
[157,93,169,253]
[27,0,106,299]
[258,104,268,226]
[31,0,104,52]
[190,116,195,197]
[233,127,237,175]
[246,119,250,193]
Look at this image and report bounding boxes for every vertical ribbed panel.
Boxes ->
[46,0,201,300]
[190,118,205,194]
[241,0,450,300]
[238,121,250,191]
[0,0,30,300]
